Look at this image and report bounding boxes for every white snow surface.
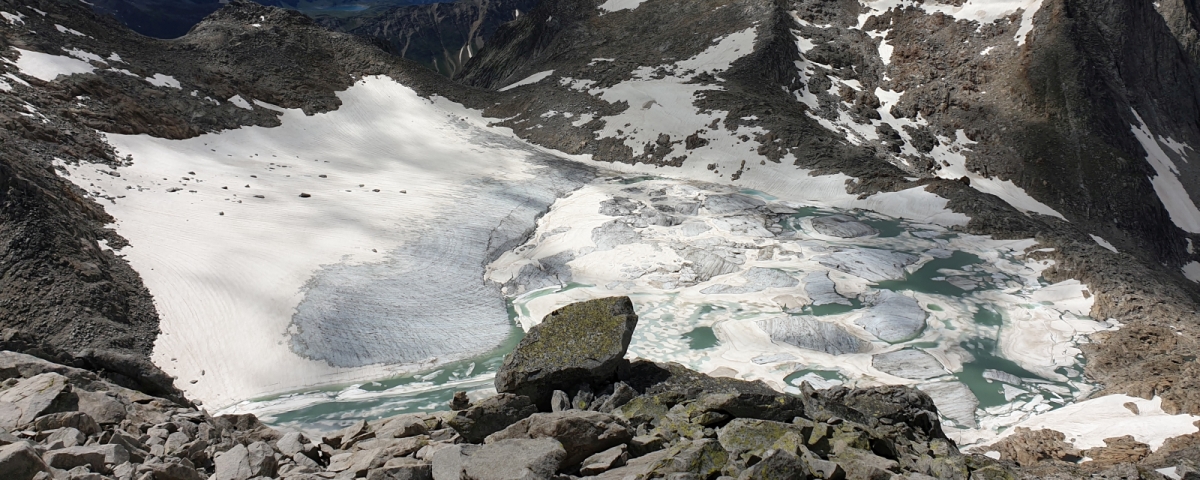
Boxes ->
[228,94,253,110]
[11,47,96,82]
[1130,110,1200,233]
[1089,235,1118,253]
[1183,261,1200,282]
[1,11,24,25]
[498,70,554,92]
[146,74,181,89]
[598,0,649,13]
[980,395,1200,451]
[55,24,88,37]
[60,76,582,408]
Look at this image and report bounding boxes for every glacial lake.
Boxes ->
[227,176,1108,448]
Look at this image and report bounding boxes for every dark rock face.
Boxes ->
[495,296,638,409]
[446,393,537,443]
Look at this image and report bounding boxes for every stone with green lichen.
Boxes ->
[649,439,728,478]
[495,296,638,409]
[651,413,706,442]
[615,393,676,428]
[735,448,808,480]
[830,424,871,454]
[718,418,812,459]
[831,447,899,480]
[968,465,1017,480]
[927,455,968,480]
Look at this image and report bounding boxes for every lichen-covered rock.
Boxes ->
[485,410,632,467]
[718,418,813,459]
[447,393,537,443]
[495,297,638,409]
[648,438,728,478]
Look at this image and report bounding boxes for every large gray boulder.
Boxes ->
[0,372,70,430]
[213,444,252,480]
[447,394,538,443]
[0,443,50,480]
[465,439,566,479]
[485,410,632,467]
[495,297,638,409]
[42,445,107,471]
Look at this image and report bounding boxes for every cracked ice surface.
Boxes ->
[489,176,1117,447]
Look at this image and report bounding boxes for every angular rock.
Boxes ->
[44,427,85,449]
[591,450,669,480]
[214,444,253,480]
[495,297,638,409]
[580,444,628,476]
[572,385,596,411]
[431,444,476,480]
[648,439,728,478]
[461,438,565,480]
[75,391,127,425]
[811,215,878,238]
[856,291,927,343]
[0,373,71,430]
[550,390,571,412]
[42,445,106,471]
[0,443,50,480]
[32,412,100,436]
[597,382,637,413]
[756,316,869,355]
[377,414,429,439]
[872,350,946,380]
[450,391,471,411]
[718,418,813,459]
[277,431,310,457]
[485,410,632,467]
[247,440,278,477]
[144,459,205,480]
[447,393,537,443]
[328,447,386,477]
[736,448,808,480]
[368,458,433,480]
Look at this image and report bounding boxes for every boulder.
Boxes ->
[31,412,100,436]
[143,458,205,480]
[214,444,253,480]
[580,445,628,475]
[597,382,638,413]
[495,297,638,409]
[485,410,632,467]
[75,390,127,425]
[368,458,433,480]
[550,390,571,412]
[44,427,85,449]
[0,443,50,480]
[247,440,278,477]
[647,439,728,478]
[276,431,310,457]
[735,448,808,480]
[717,418,812,458]
[377,414,430,439]
[462,439,566,480]
[328,447,387,477]
[447,393,537,443]
[0,373,71,430]
[42,445,107,471]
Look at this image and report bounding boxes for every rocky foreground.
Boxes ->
[0,297,1195,480]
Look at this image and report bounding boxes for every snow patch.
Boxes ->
[55,24,88,37]
[1183,261,1200,283]
[107,52,123,63]
[64,48,105,64]
[981,395,1200,451]
[11,47,96,82]
[1,11,24,25]
[1089,235,1117,253]
[146,73,181,89]
[1130,110,1200,233]
[228,95,253,110]
[598,0,648,13]
[498,70,554,92]
[858,0,1045,46]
